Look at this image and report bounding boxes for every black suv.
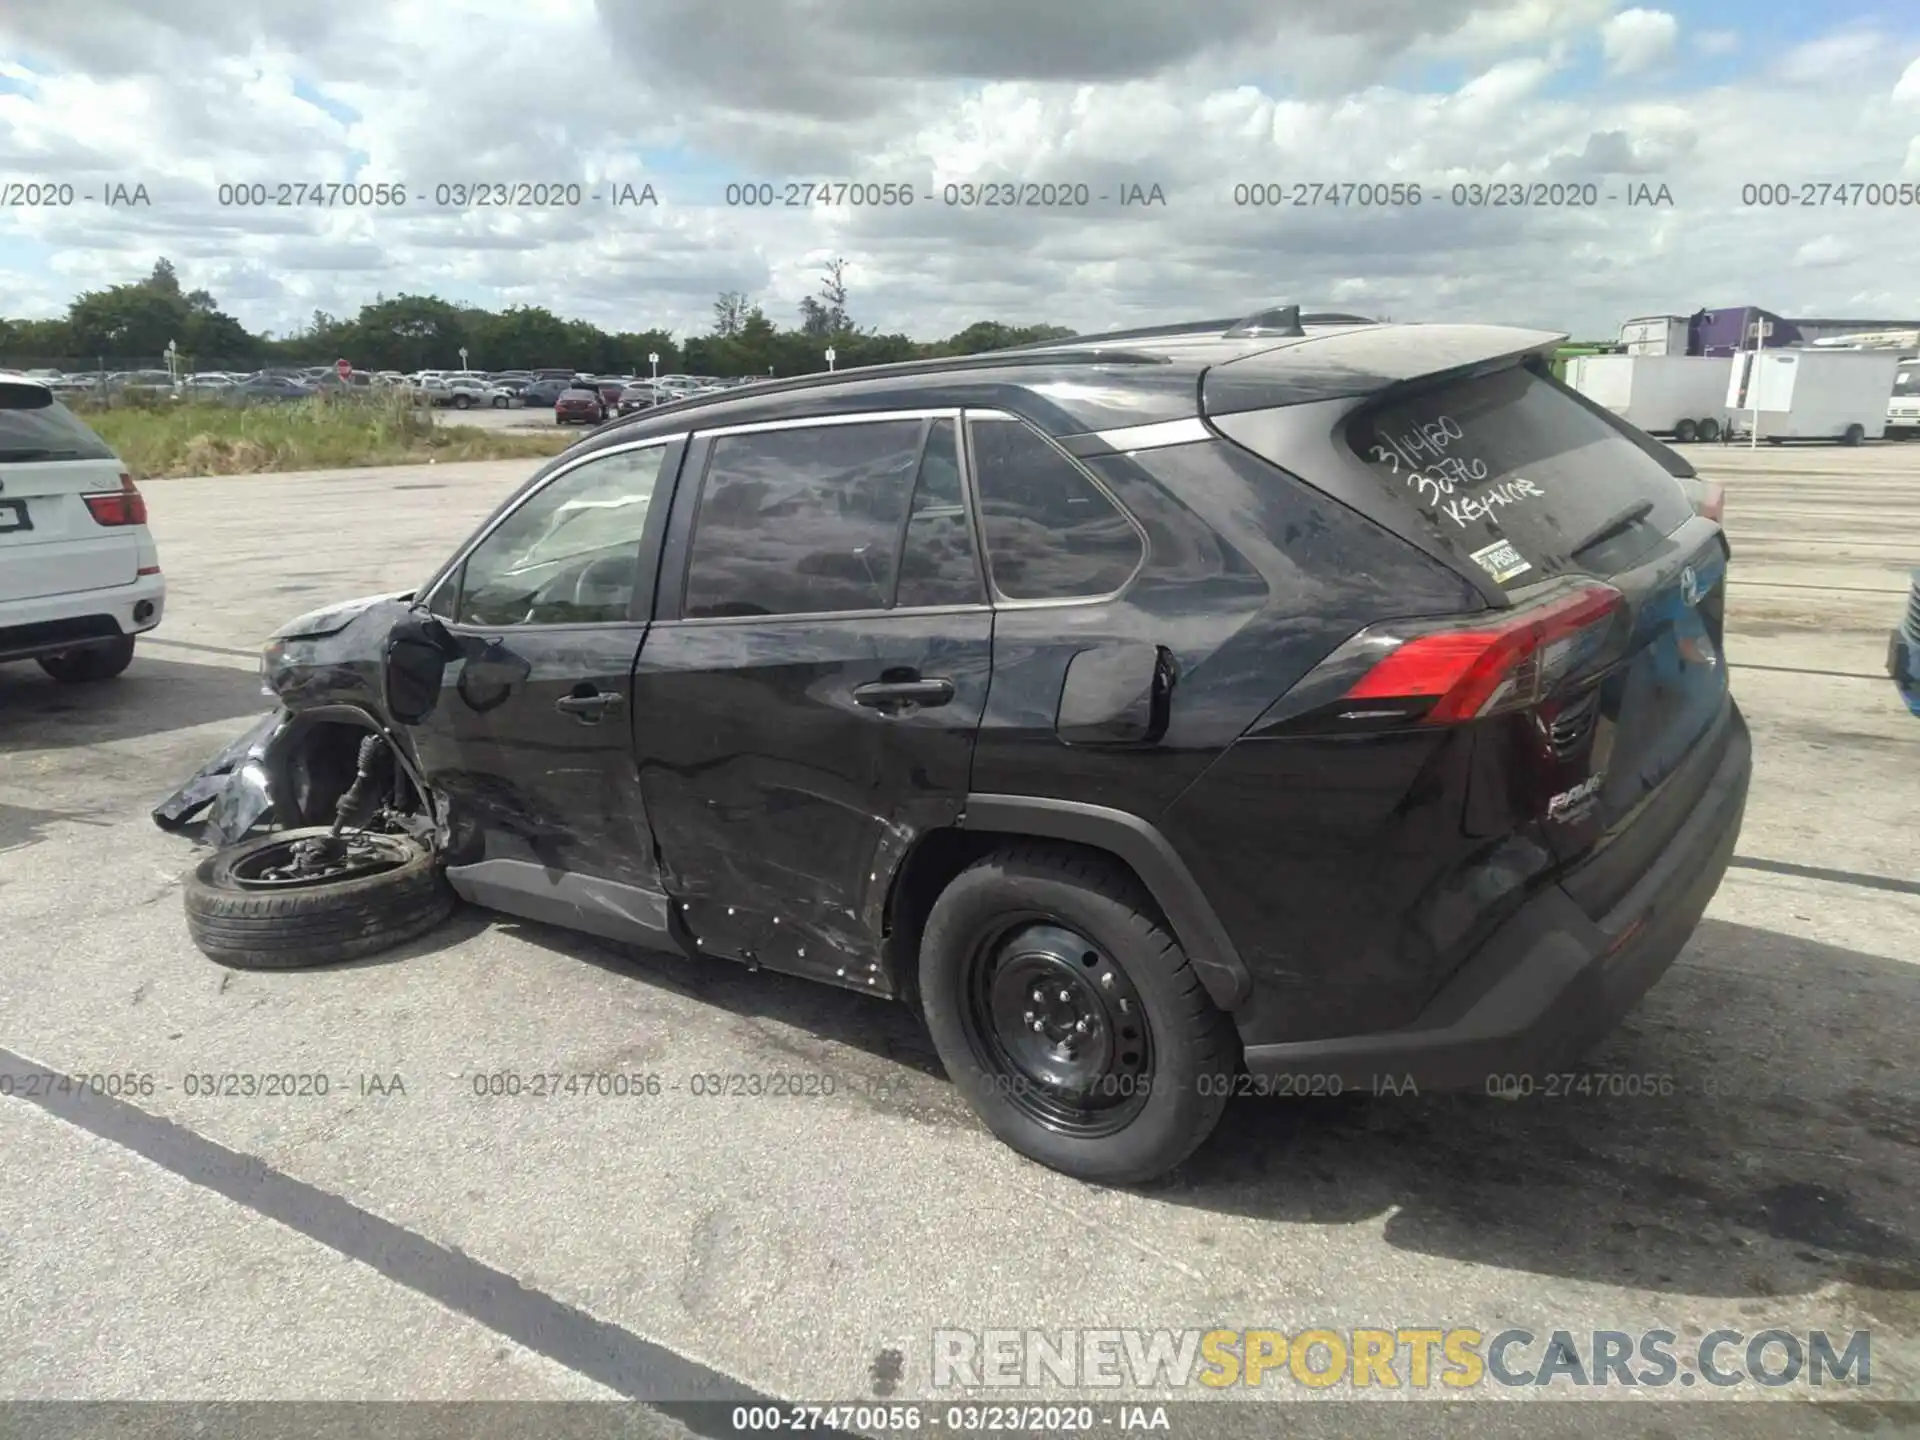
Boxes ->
[155,307,1750,1183]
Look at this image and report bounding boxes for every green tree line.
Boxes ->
[0,257,1075,376]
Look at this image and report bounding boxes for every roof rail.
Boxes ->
[1223,304,1304,339]
[993,306,1381,353]
[591,346,1171,433]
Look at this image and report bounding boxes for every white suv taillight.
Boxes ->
[83,472,148,526]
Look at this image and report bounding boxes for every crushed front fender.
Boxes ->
[150,709,289,846]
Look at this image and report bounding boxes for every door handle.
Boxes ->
[555,690,624,720]
[853,677,955,710]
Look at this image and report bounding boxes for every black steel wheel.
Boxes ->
[1673,418,1698,443]
[919,843,1239,1184]
[961,918,1155,1137]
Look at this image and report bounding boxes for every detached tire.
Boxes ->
[919,843,1240,1185]
[183,827,455,970]
[38,634,135,683]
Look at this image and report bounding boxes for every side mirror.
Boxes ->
[383,614,460,724]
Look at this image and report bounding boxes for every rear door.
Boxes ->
[632,410,993,991]
[0,381,139,602]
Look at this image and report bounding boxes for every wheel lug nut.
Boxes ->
[1032,989,1044,1003]
[1100,973,1114,990]
[1058,989,1069,1002]
[1024,1011,1034,1022]
[1031,1019,1045,1033]
[1075,1019,1089,1033]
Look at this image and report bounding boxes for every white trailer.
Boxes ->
[1724,348,1905,444]
[1618,315,1691,355]
[1565,354,1735,441]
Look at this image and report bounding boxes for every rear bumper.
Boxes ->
[0,573,165,662]
[1243,703,1751,1091]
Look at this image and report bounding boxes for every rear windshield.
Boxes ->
[1344,365,1692,588]
[0,384,116,461]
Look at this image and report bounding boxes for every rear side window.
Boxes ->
[0,383,115,462]
[968,416,1143,601]
[894,419,984,608]
[1345,366,1692,588]
[682,420,921,618]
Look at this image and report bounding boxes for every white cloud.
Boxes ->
[1602,9,1679,75]
[1696,31,1740,56]
[1894,55,1920,105]
[1793,235,1857,268]
[0,2,1917,352]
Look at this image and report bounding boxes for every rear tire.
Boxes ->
[1673,418,1698,442]
[37,634,135,683]
[918,843,1240,1184]
[1841,423,1865,446]
[183,827,455,970]
[1697,417,1721,442]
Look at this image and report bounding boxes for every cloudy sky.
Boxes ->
[1,0,1917,346]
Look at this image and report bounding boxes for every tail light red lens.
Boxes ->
[1343,583,1626,723]
[84,472,148,526]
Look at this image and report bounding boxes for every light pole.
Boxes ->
[649,351,659,381]
[458,345,469,374]
[825,345,836,373]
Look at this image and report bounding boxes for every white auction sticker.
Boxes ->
[1468,538,1532,583]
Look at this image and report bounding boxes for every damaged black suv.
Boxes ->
[155,306,1751,1184]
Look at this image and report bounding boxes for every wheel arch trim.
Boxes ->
[955,793,1251,1010]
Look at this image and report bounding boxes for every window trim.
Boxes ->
[963,408,1150,609]
[668,407,994,627]
[422,433,686,632]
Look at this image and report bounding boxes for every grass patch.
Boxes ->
[78,390,575,477]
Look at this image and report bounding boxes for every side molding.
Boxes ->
[958,793,1251,1011]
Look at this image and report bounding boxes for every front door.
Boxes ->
[406,437,683,944]
[632,412,993,991]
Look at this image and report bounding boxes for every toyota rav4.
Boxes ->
[154,307,1750,1184]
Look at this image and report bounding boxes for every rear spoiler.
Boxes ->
[1202,325,1568,415]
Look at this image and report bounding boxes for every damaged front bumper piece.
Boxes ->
[151,709,289,847]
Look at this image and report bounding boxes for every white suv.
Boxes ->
[0,375,163,682]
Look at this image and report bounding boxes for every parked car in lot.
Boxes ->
[1890,568,1920,715]
[615,381,667,415]
[0,376,162,682]
[521,377,573,408]
[222,375,317,404]
[152,306,1750,1184]
[553,385,607,425]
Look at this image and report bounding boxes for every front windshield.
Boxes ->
[1893,364,1920,397]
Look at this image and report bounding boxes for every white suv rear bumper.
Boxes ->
[0,572,165,662]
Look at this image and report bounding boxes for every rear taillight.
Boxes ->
[83,472,147,526]
[1693,481,1725,523]
[1343,583,1626,724]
